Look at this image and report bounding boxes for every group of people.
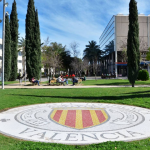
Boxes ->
[57,75,68,86]
[56,74,78,86]
[31,74,86,86]
[102,71,116,76]
[49,74,86,86]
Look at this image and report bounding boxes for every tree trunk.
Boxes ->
[95,74,97,81]
[94,69,97,81]
[132,83,134,87]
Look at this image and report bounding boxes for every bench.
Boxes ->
[49,79,64,86]
[30,81,40,86]
[77,79,82,84]
[73,79,82,85]
[49,79,57,85]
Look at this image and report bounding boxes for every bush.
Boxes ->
[137,70,149,81]
[137,70,142,80]
[54,74,59,78]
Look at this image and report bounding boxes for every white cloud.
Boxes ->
[0,0,150,56]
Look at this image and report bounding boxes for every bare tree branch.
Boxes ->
[70,41,80,57]
[118,37,148,62]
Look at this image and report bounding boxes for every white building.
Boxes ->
[99,14,150,76]
[0,38,23,74]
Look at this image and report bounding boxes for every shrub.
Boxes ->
[54,74,59,78]
[137,70,142,80]
[138,70,149,81]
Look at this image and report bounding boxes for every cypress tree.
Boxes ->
[10,0,19,81]
[4,15,11,81]
[26,0,41,80]
[34,9,41,79]
[127,0,140,87]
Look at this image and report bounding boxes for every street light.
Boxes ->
[6,11,9,15]
[4,2,8,7]
[1,0,9,89]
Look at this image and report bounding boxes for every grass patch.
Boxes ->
[0,81,19,85]
[0,88,150,149]
[82,79,150,86]
[2,79,150,86]
[44,79,150,86]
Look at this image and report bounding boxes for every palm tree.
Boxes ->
[104,40,114,55]
[83,40,102,79]
[18,37,25,48]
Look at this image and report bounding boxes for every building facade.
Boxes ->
[99,14,150,76]
[0,38,23,76]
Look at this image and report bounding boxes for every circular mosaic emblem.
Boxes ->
[0,103,150,145]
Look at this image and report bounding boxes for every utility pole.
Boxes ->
[2,0,6,89]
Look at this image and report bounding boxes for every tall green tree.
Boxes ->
[4,15,11,81]
[83,40,102,78]
[33,9,41,79]
[146,47,150,60]
[25,0,35,80]
[127,0,140,87]
[9,0,19,81]
[25,0,41,80]
[83,41,102,64]
[42,42,66,74]
[60,50,72,71]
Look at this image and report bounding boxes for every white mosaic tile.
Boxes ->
[0,103,150,145]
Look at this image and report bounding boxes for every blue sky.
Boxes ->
[0,0,150,57]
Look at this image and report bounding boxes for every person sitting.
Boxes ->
[31,77,40,86]
[63,73,69,85]
[57,76,65,86]
[72,74,75,77]
[18,71,21,83]
[80,75,86,81]
[72,76,78,86]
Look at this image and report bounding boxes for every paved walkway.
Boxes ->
[3,82,150,88]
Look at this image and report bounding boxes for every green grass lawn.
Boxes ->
[0,88,150,150]
[1,79,150,86]
[0,81,19,85]
[42,79,150,86]
[82,79,150,86]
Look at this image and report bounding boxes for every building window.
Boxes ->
[99,16,115,54]
[18,51,22,56]
[0,44,2,49]
[0,56,2,60]
[18,60,22,63]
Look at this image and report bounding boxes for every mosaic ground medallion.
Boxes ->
[0,103,150,145]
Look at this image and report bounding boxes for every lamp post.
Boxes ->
[1,0,8,89]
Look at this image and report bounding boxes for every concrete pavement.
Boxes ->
[3,83,150,89]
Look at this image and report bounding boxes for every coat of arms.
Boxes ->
[50,108,109,129]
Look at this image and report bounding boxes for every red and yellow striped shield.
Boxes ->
[50,108,108,129]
